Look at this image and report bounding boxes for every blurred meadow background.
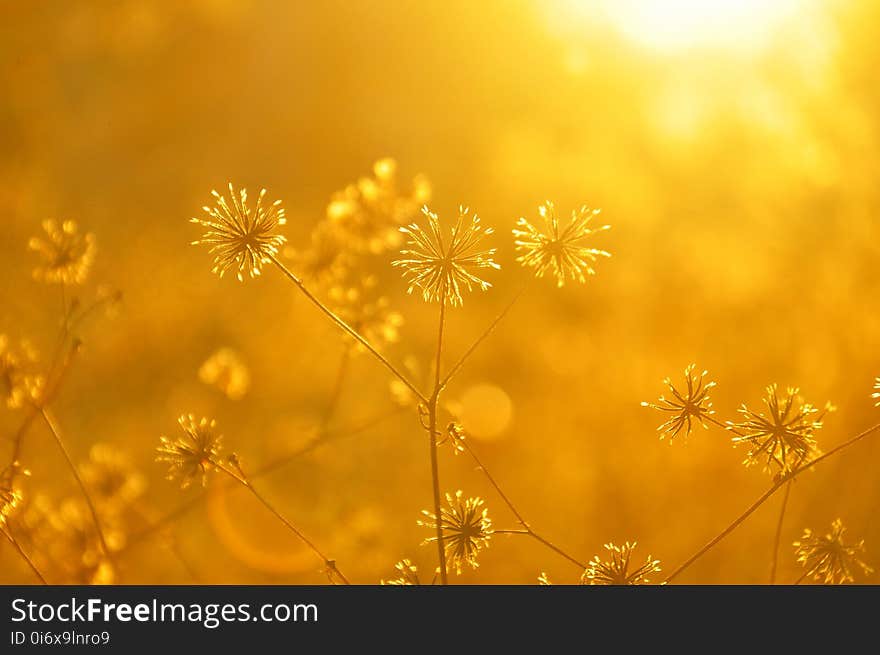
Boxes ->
[2,0,879,584]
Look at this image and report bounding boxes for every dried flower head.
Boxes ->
[438,422,467,455]
[728,385,829,474]
[191,183,287,281]
[284,221,350,290]
[393,206,499,307]
[642,364,716,441]
[199,348,251,400]
[873,378,880,407]
[327,158,431,254]
[537,572,552,585]
[794,519,873,584]
[28,219,96,285]
[157,415,223,488]
[513,201,610,287]
[81,444,146,510]
[418,490,493,575]
[0,335,44,409]
[47,498,120,584]
[583,542,661,585]
[381,559,422,585]
[328,276,403,352]
[0,467,22,526]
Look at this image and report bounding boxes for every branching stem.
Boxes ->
[1,526,48,584]
[217,461,350,585]
[271,256,427,404]
[665,421,880,583]
[428,298,449,584]
[769,480,793,584]
[37,406,113,565]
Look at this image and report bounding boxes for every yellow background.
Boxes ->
[1,0,878,584]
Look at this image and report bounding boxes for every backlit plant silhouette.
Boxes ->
[175,180,614,584]
[3,160,878,586]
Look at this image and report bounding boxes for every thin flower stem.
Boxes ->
[217,463,350,585]
[769,480,793,584]
[706,414,746,437]
[2,526,48,584]
[462,439,587,570]
[37,406,113,563]
[9,340,80,467]
[429,298,449,585]
[125,408,404,547]
[253,408,404,478]
[8,284,115,471]
[168,539,202,583]
[440,284,528,390]
[792,571,809,585]
[665,485,777,584]
[463,440,527,526]
[320,346,351,431]
[529,532,588,570]
[60,283,69,338]
[130,504,201,582]
[665,421,880,584]
[270,255,427,404]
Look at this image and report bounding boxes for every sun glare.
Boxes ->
[557,0,805,53]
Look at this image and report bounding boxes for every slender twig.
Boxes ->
[320,346,351,431]
[270,255,427,404]
[217,461,350,585]
[1,526,48,584]
[769,480,793,584]
[126,408,404,548]
[130,503,201,582]
[60,283,69,339]
[9,340,80,467]
[665,421,880,583]
[440,284,528,390]
[253,408,403,478]
[461,438,588,570]
[792,571,809,585]
[434,280,585,571]
[706,414,746,437]
[167,539,202,583]
[36,406,113,563]
[428,298,449,584]
[8,281,115,469]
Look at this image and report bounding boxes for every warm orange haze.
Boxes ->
[1,0,878,585]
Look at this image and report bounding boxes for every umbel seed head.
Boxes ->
[191,183,287,281]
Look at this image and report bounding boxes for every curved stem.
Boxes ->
[9,340,80,468]
[217,463,350,585]
[2,526,48,584]
[37,407,113,564]
[462,438,587,570]
[429,299,449,584]
[769,480,792,584]
[440,284,527,390]
[706,415,746,437]
[665,421,880,584]
[124,408,404,548]
[270,256,427,404]
[320,346,351,431]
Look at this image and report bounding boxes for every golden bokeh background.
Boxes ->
[2,0,879,584]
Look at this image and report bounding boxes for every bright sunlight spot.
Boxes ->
[557,0,807,52]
